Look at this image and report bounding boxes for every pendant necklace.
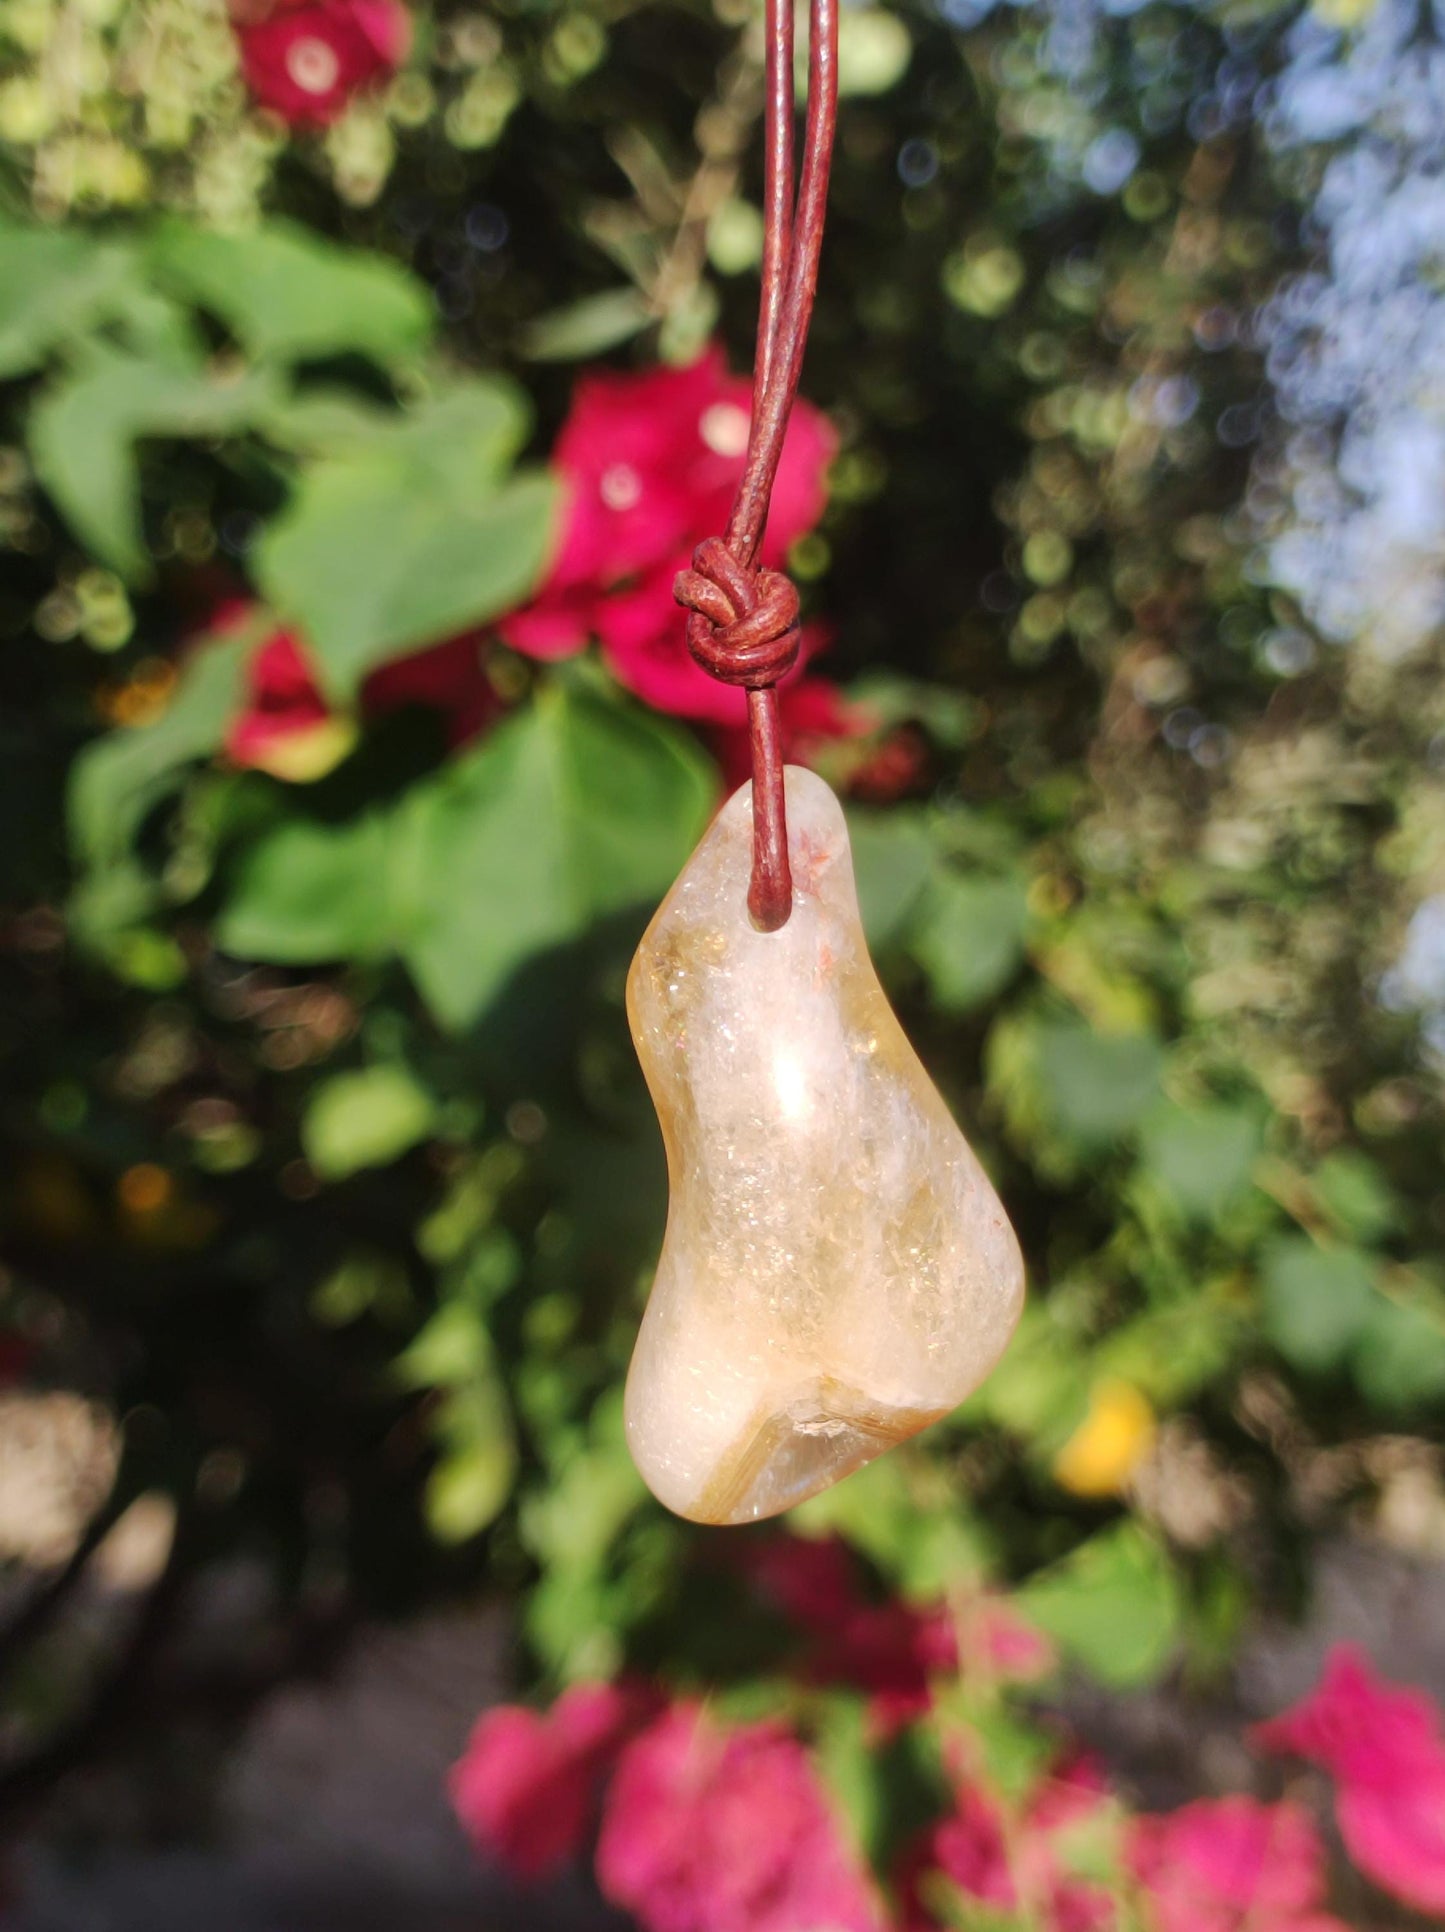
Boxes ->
[623,0,1025,1524]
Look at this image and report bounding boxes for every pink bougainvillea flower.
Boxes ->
[901,1755,1113,1932]
[601,590,839,727]
[899,1781,1017,1929]
[224,627,356,782]
[971,1595,1057,1684]
[1126,1795,1348,1932]
[819,1598,961,1739]
[595,1702,882,1932]
[361,630,500,747]
[219,605,501,780]
[1252,1643,1445,1915]
[741,1531,859,1626]
[740,1532,951,1735]
[741,1533,1053,1738]
[502,346,836,715]
[449,1681,655,1883]
[234,0,411,127]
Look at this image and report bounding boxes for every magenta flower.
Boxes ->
[595,1702,883,1932]
[360,630,500,746]
[1126,1795,1347,1932]
[502,347,837,725]
[224,626,339,778]
[218,603,501,780]
[1253,1643,1445,1915]
[900,1754,1113,1932]
[233,0,410,128]
[742,1533,1053,1737]
[448,1681,654,1883]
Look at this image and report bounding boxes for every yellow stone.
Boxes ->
[625,766,1025,1525]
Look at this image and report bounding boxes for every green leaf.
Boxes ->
[1138,1100,1264,1220]
[790,1452,990,1595]
[1351,1295,1445,1412]
[311,1250,412,1327]
[1260,1236,1376,1373]
[0,224,138,378]
[217,686,716,1028]
[1036,1021,1164,1144]
[401,684,716,1028]
[398,1302,494,1390]
[355,384,531,483]
[68,624,256,875]
[1311,1150,1401,1247]
[519,1435,647,1578]
[1096,1299,1241,1408]
[301,1065,437,1179]
[813,1697,889,1862]
[260,387,398,454]
[848,674,977,750]
[522,286,654,361]
[417,1151,524,1266]
[217,812,397,963]
[1016,1523,1182,1688]
[68,861,164,949]
[254,380,557,692]
[426,1385,517,1542]
[427,1435,515,1542]
[148,218,434,365]
[962,1307,1087,1448]
[107,282,205,368]
[30,345,277,577]
[909,869,1030,1011]
[847,808,936,951]
[960,1702,1060,1802]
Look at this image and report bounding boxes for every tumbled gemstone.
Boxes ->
[625,766,1025,1524]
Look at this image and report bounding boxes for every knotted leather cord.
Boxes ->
[673,0,838,931]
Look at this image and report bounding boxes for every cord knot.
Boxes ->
[674,536,801,690]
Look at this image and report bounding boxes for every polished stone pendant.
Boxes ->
[624,766,1025,1525]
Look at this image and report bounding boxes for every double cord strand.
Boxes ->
[674,0,838,930]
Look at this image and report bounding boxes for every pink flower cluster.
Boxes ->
[216,606,496,781]
[448,1586,1445,1932]
[500,348,843,734]
[899,1755,1360,1932]
[449,1682,656,1882]
[1253,1642,1445,1917]
[1125,1795,1346,1932]
[216,349,889,790]
[232,0,410,128]
[742,1531,1053,1738]
[901,1748,1115,1932]
[597,1705,883,1932]
[451,1688,884,1932]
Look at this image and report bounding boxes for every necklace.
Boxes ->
[623,0,1024,1523]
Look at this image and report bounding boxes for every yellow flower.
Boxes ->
[1053,1379,1156,1497]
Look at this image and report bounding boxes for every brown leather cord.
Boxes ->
[674,0,838,931]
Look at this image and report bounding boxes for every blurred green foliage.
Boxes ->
[1,0,1443,1833]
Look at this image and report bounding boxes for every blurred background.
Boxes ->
[1,0,1444,1926]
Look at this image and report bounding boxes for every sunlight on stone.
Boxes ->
[625,767,1025,1525]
